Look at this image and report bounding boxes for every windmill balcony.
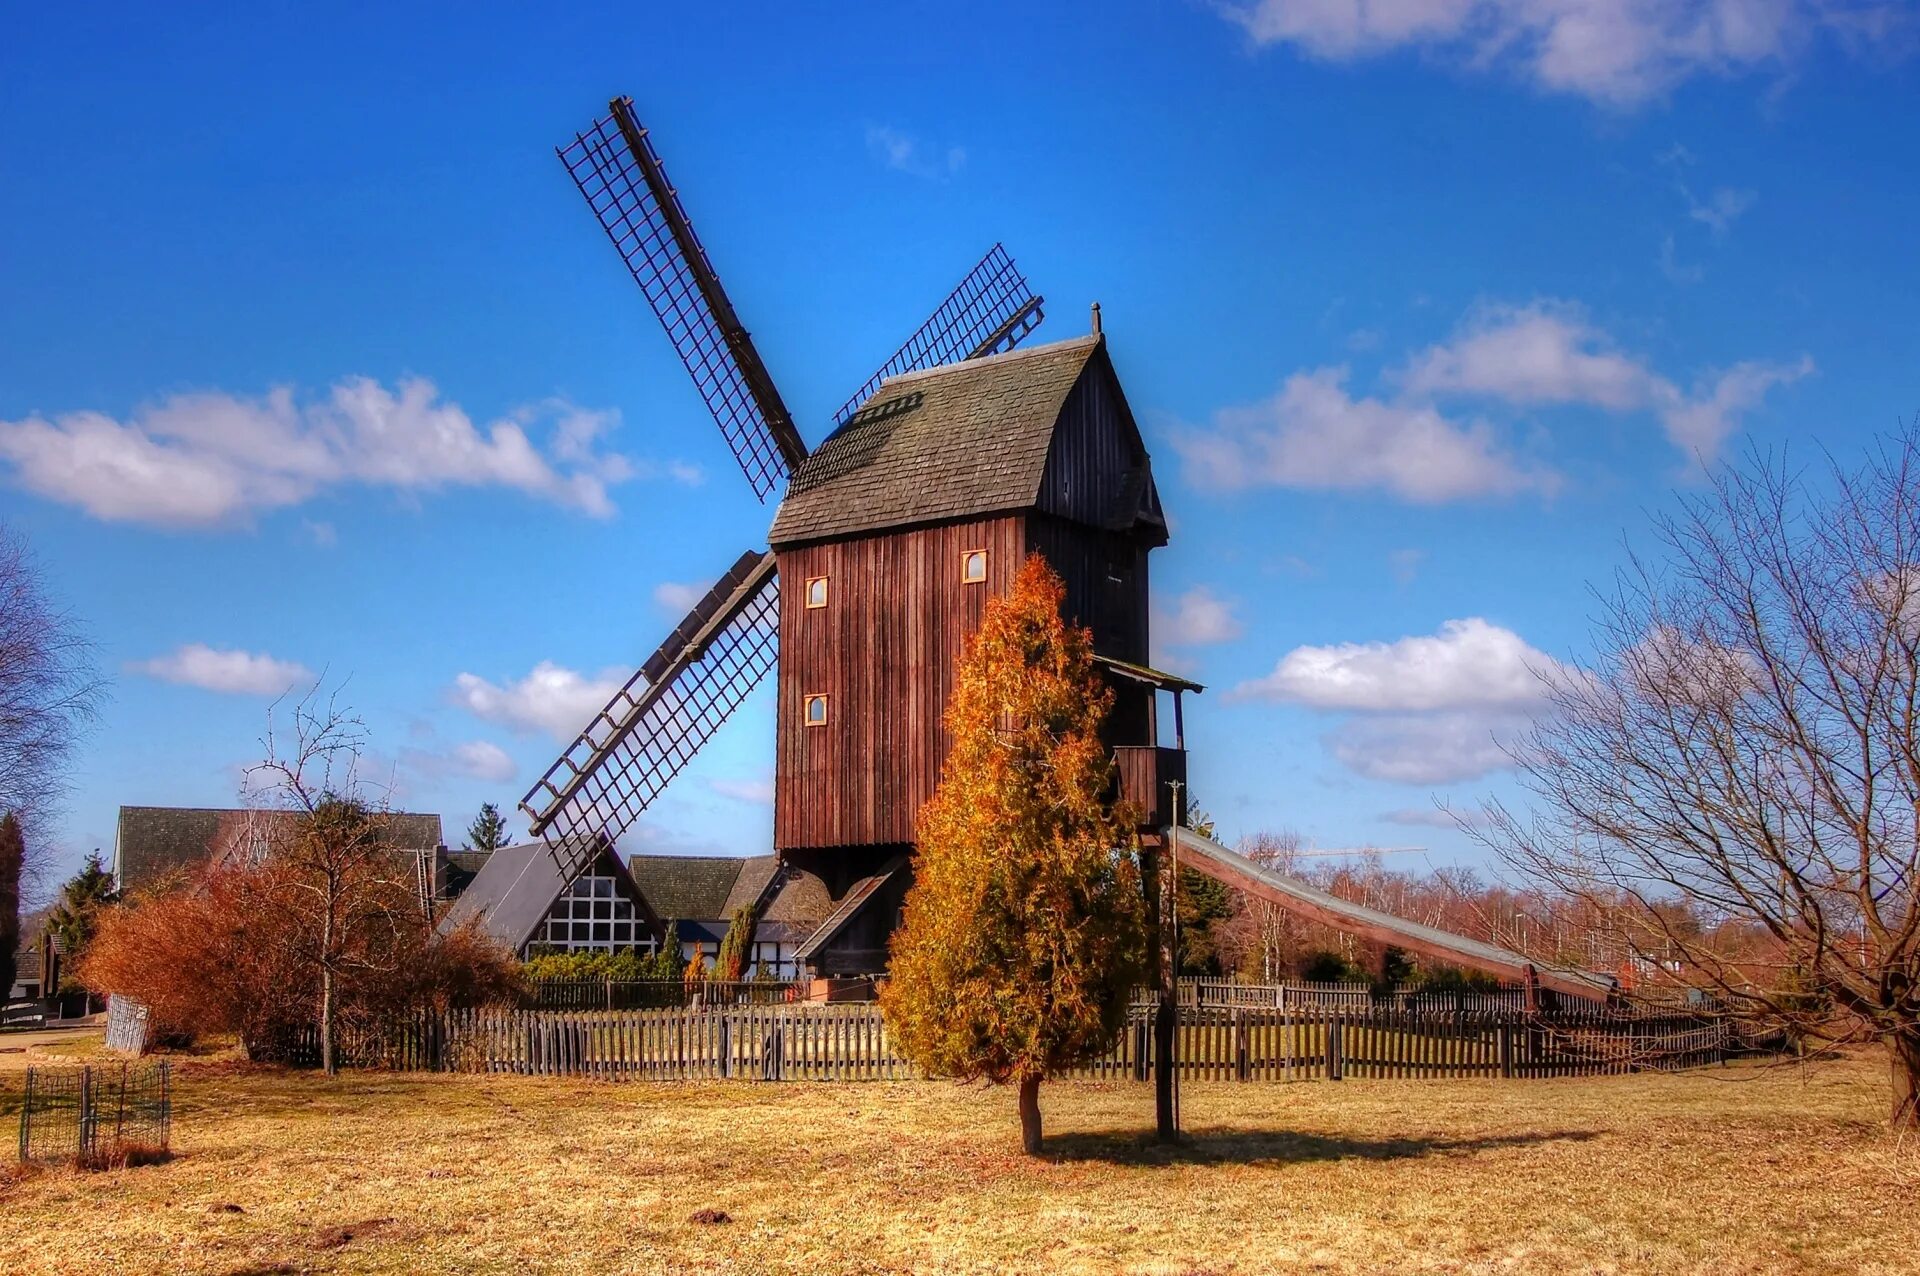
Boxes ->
[1113,745,1187,830]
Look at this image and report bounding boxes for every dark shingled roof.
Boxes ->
[623,854,789,923]
[113,805,444,895]
[768,335,1101,546]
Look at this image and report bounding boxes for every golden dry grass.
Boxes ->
[0,1048,1915,1275]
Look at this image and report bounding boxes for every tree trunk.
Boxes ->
[1892,1032,1920,1130]
[1018,1075,1043,1155]
[321,964,335,1076]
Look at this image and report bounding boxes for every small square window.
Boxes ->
[805,693,829,727]
[613,901,632,920]
[571,922,590,942]
[593,900,612,920]
[593,877,612,898]
[805,576,828,609]
[962,549,988,583]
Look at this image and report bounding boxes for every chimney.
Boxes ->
[1090,301,1102,336]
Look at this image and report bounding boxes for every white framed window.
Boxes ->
[961,549,988,583]
[805,576,828,609]
[537,867,644,952]
[804,693,829,727]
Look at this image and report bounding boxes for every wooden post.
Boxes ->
[1143,836,1176,1141]
[1327,1016,1343,1081]
[1498,1024,1513,1078]
[718,1015,732,1080]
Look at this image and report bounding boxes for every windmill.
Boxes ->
[518,96,1191,978]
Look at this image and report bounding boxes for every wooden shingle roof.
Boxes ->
[768,335,1102,546]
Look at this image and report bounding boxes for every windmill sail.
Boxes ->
[519,550,778,871]
[830,244,1046,428]
[558,98,808,501]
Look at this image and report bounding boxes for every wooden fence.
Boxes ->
[524,978,803,1011]
[307,1000,1732,1083]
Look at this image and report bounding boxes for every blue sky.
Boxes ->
[4,3,1917,885]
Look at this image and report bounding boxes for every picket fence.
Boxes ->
[299,1000,1731,1083]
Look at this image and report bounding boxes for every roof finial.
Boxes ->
[1090,301,1102,336]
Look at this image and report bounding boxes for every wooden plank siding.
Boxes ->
[775,516,1025,850]
[772,340,1169,867]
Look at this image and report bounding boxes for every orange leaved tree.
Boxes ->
[883,553,1146,1154]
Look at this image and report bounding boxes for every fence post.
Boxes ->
[78,1066,95,1159]
[719,1015,732,1081]
[1327,1016,1343,1081]
[19,1068,32,1161]
[1498,1024,1513,1078]
[1234,1009,1249,1082]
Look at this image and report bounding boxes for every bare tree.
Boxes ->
[1480,427,1920,1128]
[0,524,105,881]
[246,686,417,1075]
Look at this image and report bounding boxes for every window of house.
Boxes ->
[537,865,645,954]
[805,693,829,727]
[962,549,988,583]
[805,576,828,609]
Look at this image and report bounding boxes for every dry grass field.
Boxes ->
[1,1042,1915,1275]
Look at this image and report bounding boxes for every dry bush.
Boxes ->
[77,859,518,1058]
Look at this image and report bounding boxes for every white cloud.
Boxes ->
[449,661,627,742]
[0,377,697,529]
[1156,586,1245,647]
[1235,617,1561,711]
[1220,0,1909,107]
[451,741,518,784]
[1660,355,1815,457]
[1388,548,1427,586]
[1175,366,1558,503]
[866,125,967,180]
[1327,711,1530,784]
[1398,301,1812,461]
[1686,185,1758,236]
[401,740,520,785]
[653,579,713,615]
[1381,803,1492,830]
[129,643,314,696]
[709,776,775,805]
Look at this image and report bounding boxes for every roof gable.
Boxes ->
[768,335,1101,546]
[437,836,645,953]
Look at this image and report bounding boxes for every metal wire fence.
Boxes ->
[16,1062,172,1166]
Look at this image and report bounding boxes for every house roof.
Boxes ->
[768,335,1102,546]
[437,835,618,953]
[791,855,909,964]
[113,805,444,895]
[1093,654,1205,695]
[623,853,786,923]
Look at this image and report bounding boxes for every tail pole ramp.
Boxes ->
[1167,827,1614,1003]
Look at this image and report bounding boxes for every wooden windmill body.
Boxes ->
[521,99,1196,979]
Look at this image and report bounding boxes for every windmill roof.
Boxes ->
[113,805,444,895]
[769,335,1102,546]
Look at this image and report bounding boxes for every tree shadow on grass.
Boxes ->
[1041,1127,1601,1167]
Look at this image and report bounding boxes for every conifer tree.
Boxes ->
[47,851,118,989]
[464,802,513,853]
[883,554,1146,1154]
[715,904,757,982]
